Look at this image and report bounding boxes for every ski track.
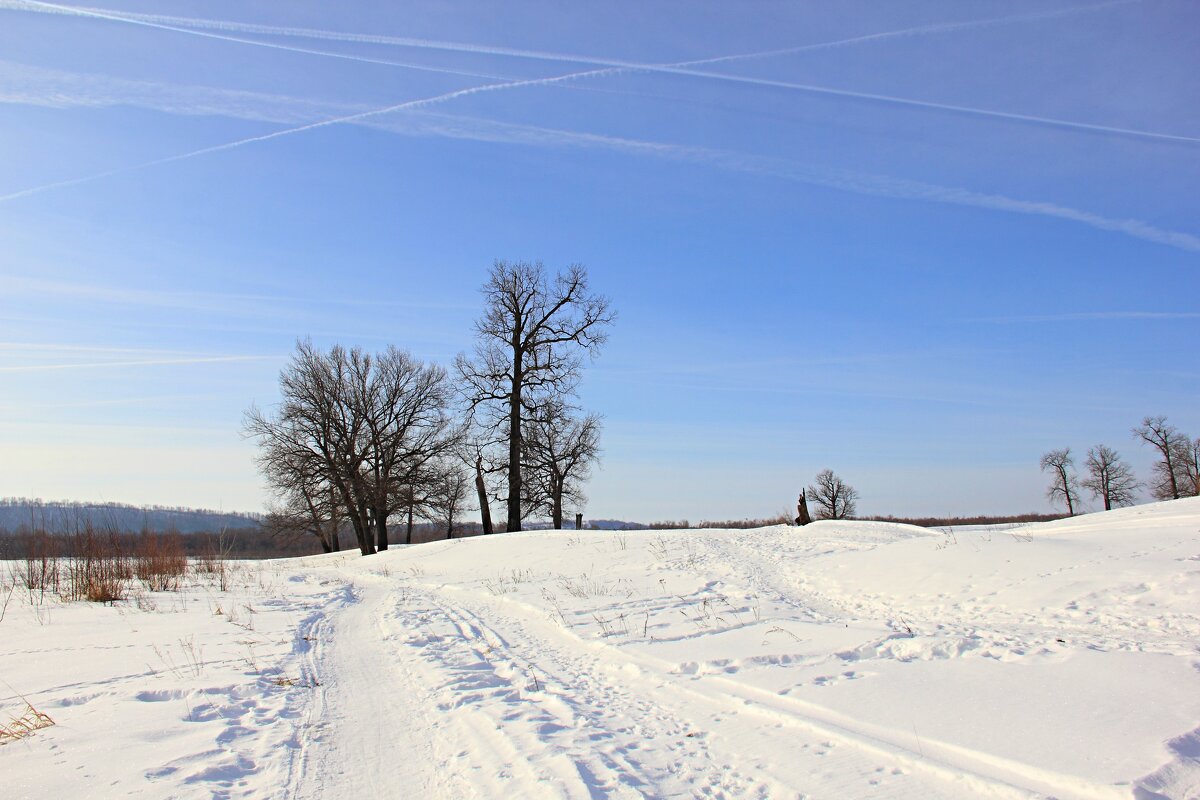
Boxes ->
[292,571,1038,798]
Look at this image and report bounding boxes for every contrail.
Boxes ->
[6,0,1190,145]
[1,0,1137,71]
[682,0,1140,67]
[4,73,1198,254]
[0,0,515,81]
[0,70,627,203]
[363,110,1200,253]
[2,0,1196,250]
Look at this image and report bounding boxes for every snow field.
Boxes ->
[2,498,1199,798]
[0,560,346,798]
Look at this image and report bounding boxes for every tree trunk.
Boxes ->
[332,477,373,555]
[350,517,373,555]
[507,346,523,533]
[796,494,812,526]
[375,508,388,552]
[405,504,414,545]
[1163,447,1180,499]
[1061,467,1075,515]
[552,477,564,529]
[354,495,375,556]
[475,456,493,535]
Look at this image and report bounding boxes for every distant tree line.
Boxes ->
[1040,415,1200,515]
[244,261,614,556]
[0,498,261,534]
[0,525,292,560]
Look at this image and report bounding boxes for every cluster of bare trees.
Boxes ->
[1039,415,1199,515]
[245,261,613,556]
[244,343,461,556]
[1134,415,1200,501]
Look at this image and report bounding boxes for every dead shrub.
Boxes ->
[18,531,60,600]
[63,525,131,603]
[135,532,188,591]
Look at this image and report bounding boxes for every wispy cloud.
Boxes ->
[6,0,1191,146]
[972,311,1200,323]
[0,58,352,122]
[390,111,1200,253]
[2,275,474,314]
[0,355,275,373]
[0,341,224,355]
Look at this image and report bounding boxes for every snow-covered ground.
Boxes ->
[3,498,1199,799]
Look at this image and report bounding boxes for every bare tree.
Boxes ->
[1040,448,1081,515]
[424,460,473,539]
[806,469,858,520]
[455,261,613,533]
[247,396,339,553]
[245,343,373,554]
[471,446,497,535]
[1173,436,1200,498]
[523,401,602,529]
[245,341,455,556]
[1080,445,1139,511]
[1133,416,1190,500]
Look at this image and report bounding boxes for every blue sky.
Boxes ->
[1,0,1197,521]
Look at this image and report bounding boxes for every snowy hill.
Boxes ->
[3,498,1199,798]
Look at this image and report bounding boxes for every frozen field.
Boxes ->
[3,498,1199,798]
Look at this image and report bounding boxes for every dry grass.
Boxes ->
[0,703,55,745]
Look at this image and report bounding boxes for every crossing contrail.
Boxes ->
[0,69,632,202]
[0,0,1138,72]
[4,0,1190,146]
[2,0,1196,252]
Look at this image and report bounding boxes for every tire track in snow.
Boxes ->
[428,578,1150,799]
[287,576,452,799]
[405,582,1011,799]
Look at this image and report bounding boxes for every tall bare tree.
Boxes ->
[523,401,602,529]
[456,261,613,533]
[806,469,858,520]
[1040,448,1081,515]
[1133,416,1190,500]
[1081,444,1139,511]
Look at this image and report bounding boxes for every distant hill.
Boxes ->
[0,498,261,535]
